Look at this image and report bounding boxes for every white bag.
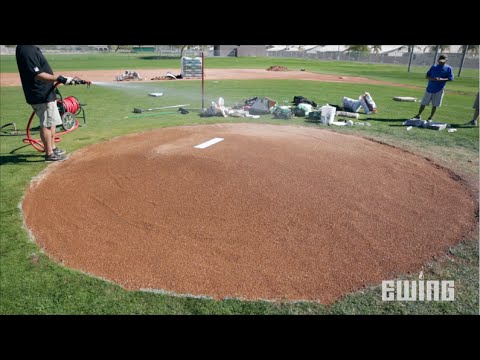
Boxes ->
[342,97,362,113]
[320,105,336,124]
[249,97,276,115]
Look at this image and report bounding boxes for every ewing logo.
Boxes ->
[382,280,455,302]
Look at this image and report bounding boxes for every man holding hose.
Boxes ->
[16,45,77,162]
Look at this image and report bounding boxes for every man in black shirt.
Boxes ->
[16,45,76,161]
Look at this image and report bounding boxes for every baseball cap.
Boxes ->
[438,55,448,63]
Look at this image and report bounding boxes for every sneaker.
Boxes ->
[466,120,477,126]
[45,152,66,162]
[53,147,66,156]
[412,115,421,120]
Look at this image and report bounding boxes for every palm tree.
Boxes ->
[459,45,479,57]
[176,45,209,57]
[344,45,370,53]
[398,45,422,52]
[424,45,451,53]
[370,45,382,54]
[176,45,189,58]
[112,45,132,52]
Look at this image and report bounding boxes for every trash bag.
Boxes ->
[292,96,317,107]
[200,97,228,117]
[249,97,277,115]
[293,107,306,117]
[342,96,362,112]
[342,92,377,114]
[362,92,377,113]
[272,106,293,119]
[297,103,313,116]
[306,111,322,122]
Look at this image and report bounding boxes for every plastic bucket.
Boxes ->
[320,105,336,125]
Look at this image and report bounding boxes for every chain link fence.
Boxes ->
[2,45,478,70]
[0,45,214,56]
[267,50,479,69]
[1,46,255,58]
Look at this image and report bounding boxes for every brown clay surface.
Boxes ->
[22,123,476,303]
[0,68,417,88]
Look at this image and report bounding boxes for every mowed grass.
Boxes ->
[1,53,478,94]
[0,57,478,314]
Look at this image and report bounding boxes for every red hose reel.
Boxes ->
[22,80,88,152]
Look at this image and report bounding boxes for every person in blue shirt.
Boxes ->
[412,54,454,121]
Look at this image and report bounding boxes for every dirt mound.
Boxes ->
[266,65,289,71]
[22,123,476,304]
[0,68,419,89]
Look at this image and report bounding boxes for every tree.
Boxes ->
[174,45,206,57]
[398,45,422,52]
[370,45,382,54]
[424,45,451,53]
[344,45,370,53]
[177,45,189,58]
[459,45,479,57]
[112,45,133,52]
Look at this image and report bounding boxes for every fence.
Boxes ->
[0,45,213,56]
[2,46,478,70]
[267,50,479,69]
[5,46,243,58]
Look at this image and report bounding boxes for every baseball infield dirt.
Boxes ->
[0,68,418,88]
[22,123,477,304]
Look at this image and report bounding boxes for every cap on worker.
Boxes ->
[438,54,448,63]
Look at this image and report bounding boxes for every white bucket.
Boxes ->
[320,105,336,125]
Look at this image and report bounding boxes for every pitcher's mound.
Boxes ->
[22,123,476,303]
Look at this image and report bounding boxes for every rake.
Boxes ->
[133,104,190,113]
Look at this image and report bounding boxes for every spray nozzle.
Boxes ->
[71,77,91,87]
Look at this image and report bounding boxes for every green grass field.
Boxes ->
[1,55,478,314]
[2,53,478,94]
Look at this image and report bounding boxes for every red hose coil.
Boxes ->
[58,96,81,114]
[23,83,81,152]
